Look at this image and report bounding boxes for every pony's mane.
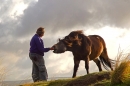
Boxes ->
[69,30,83,36]
[67,30,91,51]
[73,30,83,34]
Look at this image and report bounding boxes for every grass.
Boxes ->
[20,78,73,86]
[110,51,130,86]
[20,71,111,86]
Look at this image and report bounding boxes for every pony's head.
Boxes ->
[53,30,84,53]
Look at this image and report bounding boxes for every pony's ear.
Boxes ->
[57,38,61,42]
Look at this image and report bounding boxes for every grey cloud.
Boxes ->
[14,0,130,38]
[0,38,29,55]
[0,0,12,20]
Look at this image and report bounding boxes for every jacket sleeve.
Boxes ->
[35,37,50,52]
[43,48,50,52]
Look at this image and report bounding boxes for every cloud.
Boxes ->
[14,0,130,38]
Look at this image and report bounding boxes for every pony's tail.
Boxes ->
[99,56,110,71]
[99,56,114,71]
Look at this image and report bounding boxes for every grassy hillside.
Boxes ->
[20,52,130,86]
[20,71,111,86]
[20,70,130,86]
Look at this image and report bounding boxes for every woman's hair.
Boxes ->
[36,27,44,36]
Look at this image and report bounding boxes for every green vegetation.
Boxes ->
[20,71,111,86]
[111,52,130,86]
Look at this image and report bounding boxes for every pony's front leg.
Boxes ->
[85,56,90,74]
[72,59,80,78]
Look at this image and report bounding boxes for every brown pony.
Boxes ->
[53,30,113,78]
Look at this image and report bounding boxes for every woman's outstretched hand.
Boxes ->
[50,46,54,50]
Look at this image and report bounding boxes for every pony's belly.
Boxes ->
[89,48,103,60]
[89,54,100,60]
[75,55,87,60]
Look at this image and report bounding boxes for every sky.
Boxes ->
[0,0,130,81]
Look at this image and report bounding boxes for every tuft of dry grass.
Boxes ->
[111,50,130,85]
[0,58,7,86]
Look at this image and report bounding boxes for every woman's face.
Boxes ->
[40,33,44,37]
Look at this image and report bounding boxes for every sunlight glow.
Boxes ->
[84,26,130,59]
[10,2,28,18]
[35,0,38,2]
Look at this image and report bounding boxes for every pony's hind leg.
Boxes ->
[100,48,113,71]
[93,58,102,72]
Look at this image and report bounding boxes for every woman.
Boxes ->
[29,27,54,82]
